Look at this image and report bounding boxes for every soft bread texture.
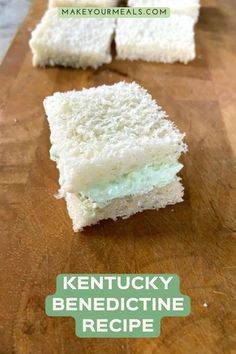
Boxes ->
[44,82,187,195]
[128,0,200,23]
[115,15,196,64]
[66,177,184,231]
[49,0,119,7]
[29,8,115,69]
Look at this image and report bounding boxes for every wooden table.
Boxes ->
[0,0,235,353]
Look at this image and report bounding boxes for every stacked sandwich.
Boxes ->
[44,82,187,231]
[116,0,200,64]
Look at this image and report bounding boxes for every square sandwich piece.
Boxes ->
[44,82,187,231]
[128,0,200,24]
[49,0,119,7]
[29,8,115,69]
[115,15,196,64]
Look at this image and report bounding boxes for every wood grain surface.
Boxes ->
[0,0,236,353]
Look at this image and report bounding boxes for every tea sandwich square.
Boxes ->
[115,15,196,64]
[49,0,120,6]
[29,8,115,69]
[44,82,187,231]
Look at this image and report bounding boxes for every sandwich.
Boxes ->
[115,15,196,64]
[128,0,200,24]
[29,8,115,69]
[44,82,187,231]
[49,0,119,7]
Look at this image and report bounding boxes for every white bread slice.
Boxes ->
[66,177,184,231]
[115,15,196,64]
[43,82,187,196]
[128,0,200,23]
[29,8,115,69]
[49,0,119,6]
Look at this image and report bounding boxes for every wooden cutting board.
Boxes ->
[0,0,235,353]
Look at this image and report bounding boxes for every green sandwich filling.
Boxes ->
[81,162,183,206]
[50,146,182,206]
